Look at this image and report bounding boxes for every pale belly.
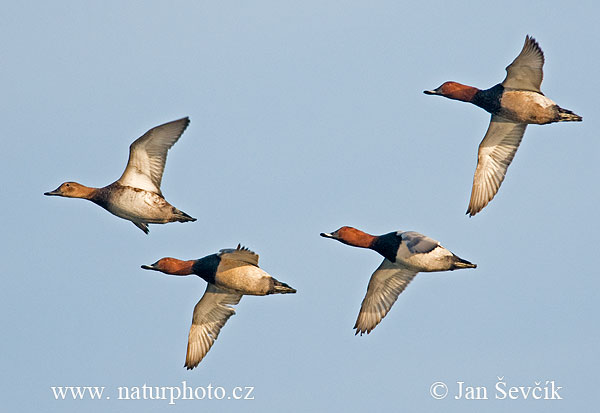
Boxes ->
[215,267,273,295]
[104,188,174,223]
[399,247,455,272]
[499,91,558,124]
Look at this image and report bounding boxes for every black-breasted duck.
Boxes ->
[142,245,296,369]
[425,36,582,216]
[321,227,476,335]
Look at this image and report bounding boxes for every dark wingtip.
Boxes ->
[177,116,191,131]
[353,323,369,336]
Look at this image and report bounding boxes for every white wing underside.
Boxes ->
[354,260,418,335]
[117,118,189,194]
[185,284,242,369]
[467,115,527,216]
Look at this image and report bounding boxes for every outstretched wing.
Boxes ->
[467,115,527,216]
[502,35,544,92]
[217,244,260,271]
[185,284,242,369]
[354,260,418,336]
[117,117,190,194]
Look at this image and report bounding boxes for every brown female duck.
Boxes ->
[44,118,196,233]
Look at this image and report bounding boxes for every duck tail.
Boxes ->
[270,278,297,294]
[452,256,477,270]
[174,209,197,223]
[557,107,582,122]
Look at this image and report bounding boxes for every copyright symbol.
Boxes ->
[430,381,448,399]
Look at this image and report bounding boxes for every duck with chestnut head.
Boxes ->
[425,36,581,216]
[142,244,296,369]
[321,226,475,336]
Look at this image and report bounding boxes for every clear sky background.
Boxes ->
[2,1,598,412]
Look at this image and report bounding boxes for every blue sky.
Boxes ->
[2,1,598,412]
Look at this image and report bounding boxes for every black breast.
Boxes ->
[191,254,221,284]
[371,232,402,263]
[472,84,504,114]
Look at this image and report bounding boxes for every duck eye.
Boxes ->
[65,183,70,187]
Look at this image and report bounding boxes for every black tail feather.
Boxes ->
[175,209,197,222]
[452,256,477,269]
[271,279,296,294]
[557,106,582,122]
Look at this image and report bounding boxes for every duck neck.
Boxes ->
[445,83,480,103]
[337,228,377,249]
[164,259,195,275]
[75,185,98,200]
[86,186,110,208]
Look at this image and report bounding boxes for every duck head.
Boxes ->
[320,226,375,248]
[141,258,195,275]
[424,81,479,102]
[44,182,94,199]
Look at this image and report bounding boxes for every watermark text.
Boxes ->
[429,376,563,401]
[51,381,254,405]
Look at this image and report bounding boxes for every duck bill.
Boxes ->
[423,89,440,95]
[320,232,334,238]
[44,187,62,196]
[141,264,159,271]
